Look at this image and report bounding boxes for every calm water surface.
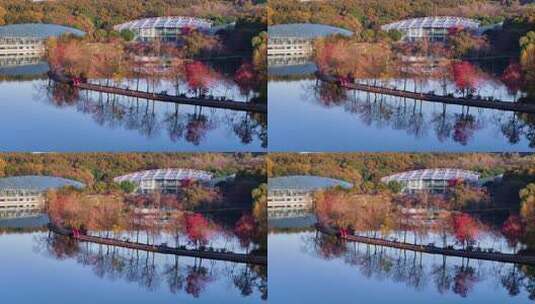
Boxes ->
[269,215,535,303]
[0,215,266,303]
[269,76,535,152]
[0,79,266,152]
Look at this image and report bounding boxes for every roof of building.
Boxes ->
[381,168,480,183]
[114,168,213,183]
[268,175,353,192]
[268,23,353,39]
[114,16,212,32]
[0,23,86,39]
[0,175,85,192]
[382,16,480,31]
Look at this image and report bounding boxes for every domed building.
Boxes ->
[0,23,85,64]
[381,168,480,194]
[268,23,353,58]
[113,16,225,42]
[0,175,85,214]
[381,16,480,42]
[268,175,353,212]
[113,168,215,194]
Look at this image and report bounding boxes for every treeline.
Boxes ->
[0,153,266,191]
[269,0,530,30]
[268,153,535,191]
[0,0,265,34]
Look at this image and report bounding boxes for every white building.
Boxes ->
[381,168,480,194]
[381,16,480,42]
[113,16,228,42]
[268,175,353,214]
[268,23,353,58]
[0,175,85,212]
[0,23,85,57]
[113,168,216,194]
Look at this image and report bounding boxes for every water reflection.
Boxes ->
[41,81,266,148]
[269,207,535,302]
[269,78,535,151]
[35,233,267,300]
[305,232,535,300]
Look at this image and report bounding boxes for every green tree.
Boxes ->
[120,29,135,42]
[119,181,137,194]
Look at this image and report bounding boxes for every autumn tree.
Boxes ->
[185,61,217,97]
[184,213,213,248]
[451,213,479,249]
[501,215,525,253]
[234,214,256,253]
[452,61,481,97]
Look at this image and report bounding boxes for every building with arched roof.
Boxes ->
[113,168,214,194]
[268,23,353,58]
[381,16,480,42]
[381,168,480,194]
[268,175,353,212]
[0,23,85,58]
[0,175,85,213]
[113,16,223,42]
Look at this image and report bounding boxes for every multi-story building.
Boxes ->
[0,175,85,213]
[0,23,85,57]
[268,23,353,58]
[268,175,353,215]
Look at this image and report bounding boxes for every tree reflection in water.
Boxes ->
[40,82,267,148]
[305,232,535,300]
[306,81,535,147]
[36,233,267,300]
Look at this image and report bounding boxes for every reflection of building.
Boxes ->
[268,23,353,57]
[268,175,353,213]
[0,23,85,57]
[113,17,228,42]
[381,168,480,194]
[113,168,215,194]
[381,16,480,42]
[0,176,85,212]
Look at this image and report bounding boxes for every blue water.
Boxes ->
[268,79,534,152]
[0,232,265,303]
[269,231,535,303]
[0,80,266,152]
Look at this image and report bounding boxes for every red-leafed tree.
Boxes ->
[234,214,257,252]
[501,62,524,99]
[234,62,257,100]
[501,215,525,252]
[185,61,216,97]
[452,61,481,97]
[184,213,213,248]
[451,213,479,249]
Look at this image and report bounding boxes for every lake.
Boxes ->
[268,62,535,152]
[0,71,266,152]
[0,213,266,303]
[269,213,535,303]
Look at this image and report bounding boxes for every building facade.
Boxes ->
[0,37,44,57]
[268,23,353,58]
[0,189,45,212]
[0,23,85,57]
[268,175,353,216]
[381,16,480,42]
[267,189,314,211]
[114,168,214,194]
[381,168,480,194]
[113,16,217,42]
